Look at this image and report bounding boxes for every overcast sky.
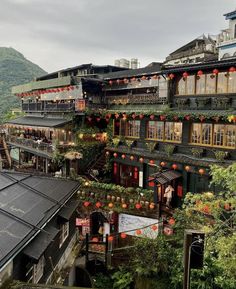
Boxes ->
[1,0,235,73]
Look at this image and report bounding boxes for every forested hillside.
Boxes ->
[0,47,46,121]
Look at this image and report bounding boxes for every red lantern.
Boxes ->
[136,229,142,235]
[198,168,205,175]
[120,232,127,239]
[139,157,144,163]
[150,114,155,120]
[152,225,158,231]
[83,201,90,207]
[139,114,144,119]
[149,160,155,165]
[122,203,127,209]
[182,72,188,78]
[130,155,134,161]
[131,113,136,119]
[96,202,102,208]
[108,203,114,208]
[149,203,155,209]
[160,115,166,121]
[185,115,191,121]
[185,165,191,172]
[141,75,147,80]
[172,164,178,170]
[197,70,203,76]
[116,79,120,84]
[169,73,175,79]
[113,153,118,158]
[229,66,236,73]
[108,235,114,242]
[152,75,158,79]
[199,115,205,122]
[213,69,219,75]
[121,154,126,159]
[115,113,120,119]
[168,218,175,225]
[131,77,136,82]
[91,237,99,242]
[105,151,110,156]
[135,203,142,210]
[160,161,166,167]
[96,117,101,122]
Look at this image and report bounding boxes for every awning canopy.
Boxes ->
[150,170,182,185]
[6,116,70,128]
[58,198,80,221]
[23,226,59,261]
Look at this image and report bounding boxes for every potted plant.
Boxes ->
[164,144,175,156]
[191,147,204,158]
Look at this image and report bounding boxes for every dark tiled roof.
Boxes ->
[6,116,70,127]
[103,63,162,80]
[0,171,79,269]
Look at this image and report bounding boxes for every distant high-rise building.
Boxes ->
[114,58,139,69]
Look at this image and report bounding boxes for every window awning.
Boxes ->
[23,226,59,262]
[5,116,70,128]
[150,170,182,185]
[58,198,80,221]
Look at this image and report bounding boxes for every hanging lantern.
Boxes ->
[131,113,136,119]
[131,77,136,82]
[121,154,126,159]
[139,157,144,163]
[91,237,99,242]
[172,163,178,170]
[151,225,158,231]
[160,161,166,167]
[160,115,166,121]
[199,115,205,122]
[150,114,155,120]
[182,72,189,78]
[83,201,90,207]
[113,152,118,158]
[95,202,102,208]
[185,165,191,172]
[122,203,127,209]
[149,203,155,209]
[136,229,142,235]
[139,113,144,119]
[135,203,142,209]
[168,218,175,225]
[197,70,203,76]
[108,202,114,208]
[213,69,219,75]
[87,116,92,122]
[198,168,205,175]
[229,66,236,73]
[169,73,175,80]
[149,159,155,165]
[108,235,114,242]
[120,232,127,239]
[141,75,147,80]
[185,115,191,121]
[152,75,158,79]
[116,79,121,84]
[130,155,134,161]
[96,117,101,122]
[105,151,110,156]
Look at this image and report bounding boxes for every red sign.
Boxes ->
[76,218,90,227]
[75,99,86,111]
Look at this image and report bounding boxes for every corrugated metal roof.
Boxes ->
[6,116,70,128]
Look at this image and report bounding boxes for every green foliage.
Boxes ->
[213,150,228,161]
[0,47,46,122]
[146,142,157,152]
[191,147,204,158]
[93,273,113,289]
[164,144,175,156]
[112,267,133,289]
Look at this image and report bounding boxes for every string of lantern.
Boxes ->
[108,75,162,86]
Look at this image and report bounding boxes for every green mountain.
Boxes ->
[0,47,47,121]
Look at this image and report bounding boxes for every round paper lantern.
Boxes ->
[130,155,134,161]
[198,168,205,175]
[185,165,191,172]
[83,201,90,207]
[105,151,110,156]
[121,154,126,159]
[213,69,219,75]
[120,232,127,239]
[150,114,155,120]
[149,203,155,210]
[152,225,158,231]
[113,153,118,158]
[182,72,188,78]
[160,161,166,167]
[139,157,144,163]
[141,75,147,80]
[149,160,155,165]
[92,237,99,242]
[122,203,127,209]
[169,218,175,225]
[197,70,203,76]
[95,202,102,208]
[139,113,144,119]
[152,75,158,79]
[131,113,136,119]
[172,163,178,170]
[108,235,114,242]
[108,203,114,208]
[169,73,175,79]
[135,203,142,209]
[136,229,142,235]
[229,66,236,73]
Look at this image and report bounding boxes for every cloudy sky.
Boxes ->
[1,0,235,73]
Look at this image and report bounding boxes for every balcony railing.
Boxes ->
[22,102,75,112]
[106,93,167,105]
[6,135,54,155]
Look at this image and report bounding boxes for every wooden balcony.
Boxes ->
[22,102,75,112]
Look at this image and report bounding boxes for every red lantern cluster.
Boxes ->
[17,86,76,98]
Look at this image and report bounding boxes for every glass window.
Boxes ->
[205,74,216,94]
[225,125,236,148]
[202,124,212,145]
[196,75,206,94]
[125,120,140,138]
[147,121,164,140]
[177,77,186,95]
[191,123,202,144]
[228,72,236,93]
[186,75,195,95]
[217,72,228,93]
[159,78,168,98]
[33,256,44,283]
[213,124,224,146]
[165,122,182,142]
[59,222,69,247]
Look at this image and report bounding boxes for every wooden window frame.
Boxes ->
[59,222,69,248]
